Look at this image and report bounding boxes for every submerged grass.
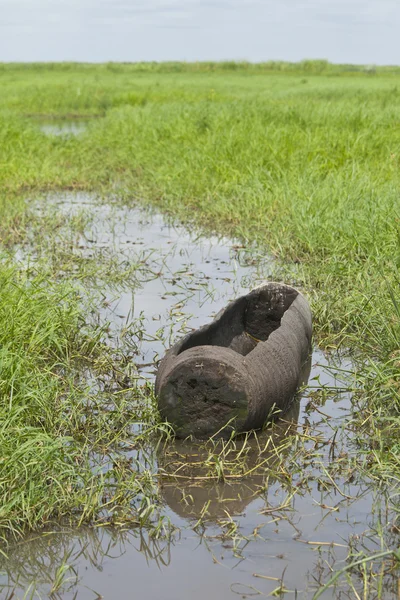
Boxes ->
[0,262,171,544]
[1,64,400,359]
[1,64,399,408]
[0,268,94,538]
[0,62,400,594]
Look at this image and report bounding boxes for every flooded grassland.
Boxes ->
[0,193,398,599]
[1,65,400,599]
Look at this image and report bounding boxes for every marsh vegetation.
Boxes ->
[0,62,400,598]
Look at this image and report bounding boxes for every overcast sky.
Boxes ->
[0,0,399,64]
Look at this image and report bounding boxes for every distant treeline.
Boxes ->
[0,60,400,75]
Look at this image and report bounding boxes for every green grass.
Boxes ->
[0,61,400,550]
[0,268,94,538]
[1,63,399,357]
[0,263,172,544]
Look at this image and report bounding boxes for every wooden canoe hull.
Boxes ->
[155,282,312,438]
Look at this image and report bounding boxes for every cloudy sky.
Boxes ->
[0,0,399,64]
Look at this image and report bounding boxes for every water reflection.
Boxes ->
[5,194,399,599]
[160,357,311,520]
[37,119,89,136]
[28,192,275,374]
[160,401,301,520]
[0,527,174,598]
[0,351,396,599]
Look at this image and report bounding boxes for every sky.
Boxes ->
[0,0,399,65]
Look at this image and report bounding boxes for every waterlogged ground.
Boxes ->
[25,116,92,137]
[1,194,398,599]
[37,119,90,137]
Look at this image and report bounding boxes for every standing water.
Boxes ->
[34,119,90,136]
[1,194,397,599]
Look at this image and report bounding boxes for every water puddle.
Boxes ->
[35,119,90,136]
[2,193,398,599]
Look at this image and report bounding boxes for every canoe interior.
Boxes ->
[177,286,299,358]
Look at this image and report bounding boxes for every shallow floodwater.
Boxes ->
[2,194,397,599]
[36,119,89,136]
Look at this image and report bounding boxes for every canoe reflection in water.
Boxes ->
[159,356,311,521]
[1,359,312,597]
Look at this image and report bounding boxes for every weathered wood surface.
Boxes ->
[155,282,312,438]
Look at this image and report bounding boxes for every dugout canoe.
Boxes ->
[155,282,312,439]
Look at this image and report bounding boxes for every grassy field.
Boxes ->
[0,62,400,560]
